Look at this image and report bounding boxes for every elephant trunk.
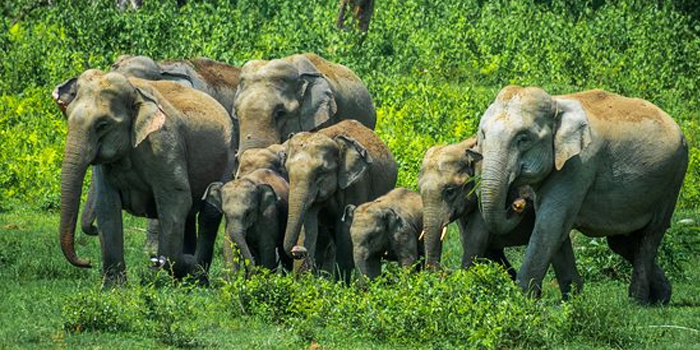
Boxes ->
[237,107,282,154]
[59,135,93,268]
[422,196,450,270]
[226,225,256,274]
[479,158,523,235]
[283,186,313,258]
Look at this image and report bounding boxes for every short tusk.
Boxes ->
[440,226,448,241]
[512,198,527,213]
[418,230,425,241]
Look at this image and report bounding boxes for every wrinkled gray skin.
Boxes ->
[342,188,424,279]
[477,86,688,304]
[419,137,582,299]
[54,69,235,286]
[70,55,241,242]
[283,120,397,281]
[235,143,288,180]
[204,169,292,277]
[235,53,376,155]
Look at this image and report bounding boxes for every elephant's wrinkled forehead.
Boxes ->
[222,178,257,203]
[480,87,554,131]
[287,133,337,162]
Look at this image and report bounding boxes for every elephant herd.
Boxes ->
[52,53,688,306]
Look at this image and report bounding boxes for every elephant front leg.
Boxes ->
[154,189,197,279]
[94,168,126,287]
[195,200,222,273]
[458,213,491,270]
[550,235,583,300]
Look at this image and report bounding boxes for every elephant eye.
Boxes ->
[516,133,532,149]
[274,107,287,120]
[444,186,458,198]
[95,119,110,134]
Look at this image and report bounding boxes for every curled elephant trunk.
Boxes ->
[59,136,93,268]
[283,186,311,258]
[479,162,523,235]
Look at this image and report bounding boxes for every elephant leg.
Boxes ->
[154,189,195,279]
[195,201,222,273]
[459,213,493,271]
[94,168,126,287]
[550,235,582,300]
[483,248,517,281]
[518,171,588,298]
[81,176,99,236]
[608,230,671,305]
[334,221,354,284]
[145,219,159,255]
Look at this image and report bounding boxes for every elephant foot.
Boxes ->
[101,271,127,289]
[649,267,672,305]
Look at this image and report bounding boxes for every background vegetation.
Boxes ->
[1,0,699,349]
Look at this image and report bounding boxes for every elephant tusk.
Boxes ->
[418,230,425,241]
[440,226,448,241]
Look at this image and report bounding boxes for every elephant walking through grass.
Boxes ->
[54,70,235,286]
[476,86,688,304]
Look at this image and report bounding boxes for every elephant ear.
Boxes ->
[335,135,373,189]
[203,182,225,213]
[291,56,337,132]
[552,98,592,171]
[133,87,166,148]
[52,77,78,116]
[383,208,409,233]
[257,183,279,215]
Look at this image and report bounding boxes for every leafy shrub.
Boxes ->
[62,281,206,347]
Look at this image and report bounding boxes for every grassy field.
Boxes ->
[1,209,699,349]
[2,0,700,349]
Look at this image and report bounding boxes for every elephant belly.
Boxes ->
[574,194,654,237]
[121,189,158,218]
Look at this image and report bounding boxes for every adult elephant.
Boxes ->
[476,85,688,305]
[54,69,235,286]
[234,53,376,155]
[283,120,397,280]
[62,54,241,240]
[419,137,582,299]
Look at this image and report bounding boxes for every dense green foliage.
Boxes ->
[2,1,700,349]
[2,0,700,210]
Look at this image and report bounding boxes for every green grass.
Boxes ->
[1,210,699,349]
[2,0,700,348]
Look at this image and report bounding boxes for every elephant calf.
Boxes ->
[204,169,292,277]
[342,188,424,279]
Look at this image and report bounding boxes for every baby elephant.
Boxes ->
[343,188,424,279]
[204,169,291,276]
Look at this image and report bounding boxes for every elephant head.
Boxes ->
[477,85,591,234]
[282,131,371,263]
[234,55,337,153]
[204,176,281,274]
[53,70,169,268]
[418,137,482,269]
[235,143,287,179]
